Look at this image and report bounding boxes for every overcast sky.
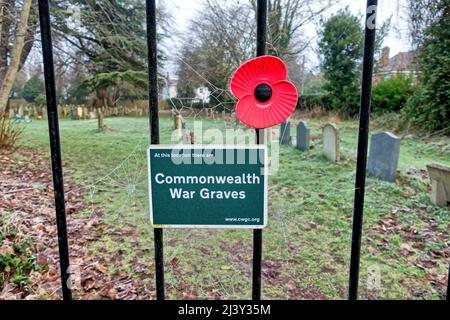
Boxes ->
[163,0,411,75]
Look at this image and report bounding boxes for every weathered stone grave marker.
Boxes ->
[426,163,450,207]
[323,123,340,162]
[76,106,83,120]
[367,132,400,182]
[182,122,192,144]
[279,120,291,145]
[296,121,310,151]
[173,114,183,139]
[231,112,238,128]
[182,130,191,144]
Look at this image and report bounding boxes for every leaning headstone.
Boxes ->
[426,163,450,207]
[296,121,310,151]
[322,123,340,162]
[279,120,291,145]
[367,132,400,182]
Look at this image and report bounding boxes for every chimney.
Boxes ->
[380,47,390,69]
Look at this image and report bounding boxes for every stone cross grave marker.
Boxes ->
[296,121,310,151]
[367,132,400,182]
[322,123,340,162]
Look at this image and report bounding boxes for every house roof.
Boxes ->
[383,51,416,72]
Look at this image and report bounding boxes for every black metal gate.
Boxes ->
[36,0,445,301]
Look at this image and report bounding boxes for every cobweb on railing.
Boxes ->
[163,57,240,132]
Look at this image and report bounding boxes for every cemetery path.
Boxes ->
[0,149,152,300]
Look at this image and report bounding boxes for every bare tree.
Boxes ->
[176,0,255,100]
[176,0,339,101]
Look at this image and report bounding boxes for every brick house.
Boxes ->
[373,47,417,83]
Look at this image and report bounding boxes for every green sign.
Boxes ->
[148,145,267,228]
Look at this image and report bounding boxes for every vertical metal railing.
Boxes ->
[252,0,267,301]
[37,0,72,300]
[348,0,378,300]
[146,0,165,300]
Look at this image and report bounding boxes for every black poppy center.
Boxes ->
[254,83,272,103]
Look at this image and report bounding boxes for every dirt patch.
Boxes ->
[368,211,448,299]
[0,149,152,300]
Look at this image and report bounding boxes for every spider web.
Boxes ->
[163,57,240,132]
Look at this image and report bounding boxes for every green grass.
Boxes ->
[16,115,450,299]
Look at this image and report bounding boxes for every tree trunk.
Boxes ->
[96,87,108,130]
[97,107,105,130]
[0,0,32,114]
[18,0,38,71]
[0,0,16,87]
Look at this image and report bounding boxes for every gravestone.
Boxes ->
[76,107,83,120]
[70,105,77,120]
[18,105,24,117]
[296,121,310,151]
[174,114,182,130]
[57,104,63,117]
[323,123,340,162]
[426,163,450,206]
[41,107,47,119]
[182,130,191,144]
[367,132,400,182]
[177,115,184,139]
[231,112,238,128]
[279,120,291,145]
[82,107,89,119]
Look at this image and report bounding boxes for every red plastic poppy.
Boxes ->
[230,55,298,129]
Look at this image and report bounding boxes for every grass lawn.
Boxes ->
[16,114,449,299]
